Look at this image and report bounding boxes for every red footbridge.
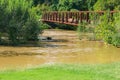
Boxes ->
[41,11,118,26]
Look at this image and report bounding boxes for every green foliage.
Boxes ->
[33,0,97,12]
[77,22,86,33]
[77,20,95,33]
[24,18,41,41]
[95,11,120,47]
[94,0,120,11]
[112,33,120,47]
[77,22,87,39]
[0,0,42,45]
[57,0,92,11]
[33,0,57,6]
[112,13,120,47]
[87,0,97,10]
[95,11,116,43]
[54,24,76,30]
[39,22,51,29]
[89,12,101,26]
[114,13,120,31]
[94,0,107,11]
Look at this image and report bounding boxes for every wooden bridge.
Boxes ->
[41,11,118,26]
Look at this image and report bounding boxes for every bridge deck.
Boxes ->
[41,11,118,26]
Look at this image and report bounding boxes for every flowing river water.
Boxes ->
[0,29,120,70]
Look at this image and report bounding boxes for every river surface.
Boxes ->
[0,29,120,70]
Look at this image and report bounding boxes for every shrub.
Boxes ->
[95,11,116,44]
[112,13,120,47]
[112,33,120,47]
[0,0,43,45]
[95,11,120,47]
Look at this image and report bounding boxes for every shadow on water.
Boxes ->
[0,38,68,57]
[40,38,68,48]
[0,38,68,48]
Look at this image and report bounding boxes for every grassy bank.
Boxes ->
[0,63,120,80]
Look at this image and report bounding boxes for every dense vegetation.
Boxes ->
[0,0,120,46]
[0,0,42,45]
[34,0,120,11]
[95,12,120,47]
[94,0,120,47]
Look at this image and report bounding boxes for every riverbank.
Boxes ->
[0,63,119,80]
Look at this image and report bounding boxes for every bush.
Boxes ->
[0,0,43,45]
[112,13,120,47]
[95,11,120,47]
[112,33,120,47]
[95,11,116,43]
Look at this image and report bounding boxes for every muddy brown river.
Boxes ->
[0,29,120,70]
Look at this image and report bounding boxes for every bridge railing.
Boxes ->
[41,11,119,26]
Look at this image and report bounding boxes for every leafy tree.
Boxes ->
[87,0,97,10]
[94,0,120,11]
[57,0,88,11]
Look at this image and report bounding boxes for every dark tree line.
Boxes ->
[33,0,120,11]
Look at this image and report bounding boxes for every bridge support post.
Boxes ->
[55,12,58,21]
[86,12,89,23]
[62,12,64,23]
[80,12,83,23]
[58,12,60,22]
[66,12,68,23]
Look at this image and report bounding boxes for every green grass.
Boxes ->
[0,63,120,80]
